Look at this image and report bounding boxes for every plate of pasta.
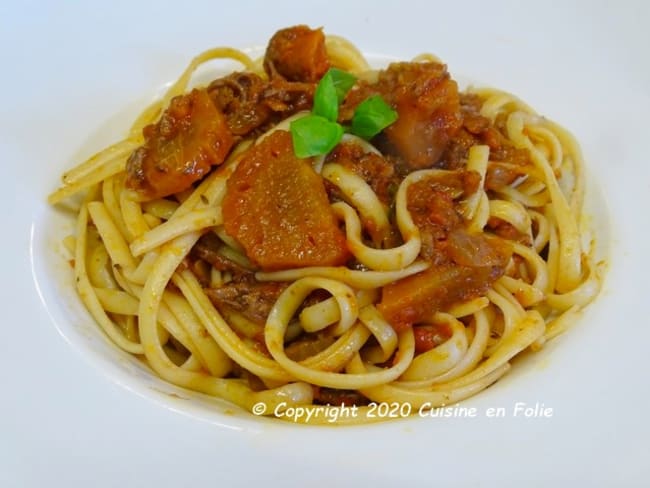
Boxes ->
[7,1,650,486]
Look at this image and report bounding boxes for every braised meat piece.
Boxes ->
[205,277,288,325]
[126,89,234,199]
[264,25,329,82]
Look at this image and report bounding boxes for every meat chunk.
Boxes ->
[264,25,329,82]
[484,162,526,190]
[126,89,234,199]
[482,126,530,166]
[407,171,480,263]
[207,72,314,137]
[460,94,491,134]
[438,127,478,170]
[486,218,531,245]
[207,72,273,136]
[261,77,315,115]
[313,387,369,406]
[377,172,512,330]
[442,228,512,268]
[222,131,350,271]
[440,95,531,170]
[339,62,463,170]
[410,187,462,264]
[325,141,400,205]
[407,171,510,266]
[378,264,504,331]
[205,277,288,325]
[191,232,251,275]
[375,62,462,169]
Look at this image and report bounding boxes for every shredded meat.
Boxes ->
[264,25,329,82]
[406,170,481,262]
[441,94,531,171]
[410,187,462,264]
[406,172,509,267]
[461,94,491,134]
[191,232,251,275]
[207,72,273,136]
[487,217,531,245]
[489,113,531,165]
[313,387,370,406]
[325,142,400,205]
[484,162,527,190]
[438,127,478,170]
[207,72,314,137]
[378,172,512,330]
[205,277,288,325]
[262,78,314,113]
[126,89,234,199]
[438,94,490,169]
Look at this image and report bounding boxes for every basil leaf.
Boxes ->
[351,95,398,139]
[290,115,344,158]
[313,71,338,122]
[329,68,357,103]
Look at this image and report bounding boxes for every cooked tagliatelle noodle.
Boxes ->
[49,25,602,424]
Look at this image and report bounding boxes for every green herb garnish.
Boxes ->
[290,68,397,159]
[290,115,344,158]
[313,70,339,122]
[350,95,398,140]
[329,68,357,103]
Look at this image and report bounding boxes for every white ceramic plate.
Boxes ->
[3,1,650,486]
